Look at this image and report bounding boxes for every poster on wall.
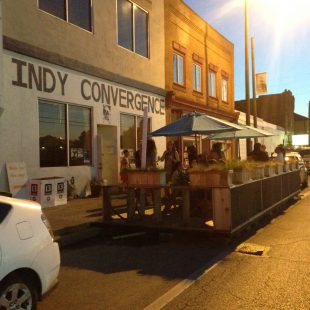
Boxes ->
[6,162,28,197]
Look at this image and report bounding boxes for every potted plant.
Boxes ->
[274,161,284,174]
[248,161,265,180]
[188,163,233,187]
[264,161,276,177]
[230,160,251,185]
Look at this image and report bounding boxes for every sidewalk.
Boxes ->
[43,197,103,248]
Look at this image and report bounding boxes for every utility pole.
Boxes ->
[308,101,310,146]
[245,0,251,153]
[251,37,258,143]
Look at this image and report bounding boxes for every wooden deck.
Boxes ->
[102,170,301,237]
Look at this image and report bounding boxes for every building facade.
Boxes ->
[164,0,238,160]
[0,0,166,196]
[235,90,295,146]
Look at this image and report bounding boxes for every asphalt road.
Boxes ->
[39,186,310,310]
[163,188,310,310]
[38,232,226,310]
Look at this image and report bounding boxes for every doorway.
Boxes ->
[97,125,118,184]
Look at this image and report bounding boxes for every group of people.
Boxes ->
[120,140,287,185]
[120,139,180,184]
[248,142,286,163]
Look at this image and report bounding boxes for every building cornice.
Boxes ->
[167,91,239,122]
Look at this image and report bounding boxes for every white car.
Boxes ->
[285,152,308,187]
[0,195,60,310]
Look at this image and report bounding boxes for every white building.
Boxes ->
[0,0,166,197]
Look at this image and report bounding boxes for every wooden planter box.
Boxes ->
[232,168,250,185]
[189,170,233,187]
[264,166,276,177]
[127,170,166,186]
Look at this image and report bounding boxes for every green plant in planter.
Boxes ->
[187,163,208,172]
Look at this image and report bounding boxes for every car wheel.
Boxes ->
[0,275,38,310]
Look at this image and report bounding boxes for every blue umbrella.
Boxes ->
[150,112,242,137]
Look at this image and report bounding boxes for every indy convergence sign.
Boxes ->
[10,57,165,115]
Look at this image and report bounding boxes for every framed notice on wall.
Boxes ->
[6,162,28,197]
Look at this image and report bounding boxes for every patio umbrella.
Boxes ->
[150,112,243,137]
[206,125,274,160]
[207,125,274,140]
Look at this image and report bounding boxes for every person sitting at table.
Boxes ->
[146,138,157,169]
[207,142,231,163]
[248,142,269,162]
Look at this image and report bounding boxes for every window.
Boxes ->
[192,63,201,92]
[117,0,149,57]
[39,100,91,167]
[222,78,228,102]
[120,114,150,150]
[173,53,184,85]
[38,0,92,31]
[208,70,217,98]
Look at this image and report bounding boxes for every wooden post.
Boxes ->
[102,186,112,221]
[182,188,190,225]
[153,188,162,222]
[212,188,231,231]
[127,188,136,221]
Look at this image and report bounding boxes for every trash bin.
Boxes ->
[28,177,67,208]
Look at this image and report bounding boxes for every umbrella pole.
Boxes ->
[195,134,198,152]
[238,139,241,160]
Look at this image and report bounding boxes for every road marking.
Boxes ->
[144,249,230,310]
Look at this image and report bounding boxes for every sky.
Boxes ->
[183,0,310,117]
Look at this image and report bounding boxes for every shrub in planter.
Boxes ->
[188,162,234,187]
[264,161,276,177]
[274,162,284,174]
[228,160,251,185]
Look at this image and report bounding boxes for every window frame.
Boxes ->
[192,63,202,93]
[39,99,92,168]
[173,53,185,86]
[221,77,228,103]
[38,0,93,33]
[117,0,150,58]
[208,70,217,98]
[120,112,151,151]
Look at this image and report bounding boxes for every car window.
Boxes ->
[0,202,12,224]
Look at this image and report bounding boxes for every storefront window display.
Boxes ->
[39,100,91,167]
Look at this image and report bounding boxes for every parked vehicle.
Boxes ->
[0,195,60,310]
[285,152,308,187]
[298,149,310,174]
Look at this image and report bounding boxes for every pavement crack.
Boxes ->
[269,238,310,247]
